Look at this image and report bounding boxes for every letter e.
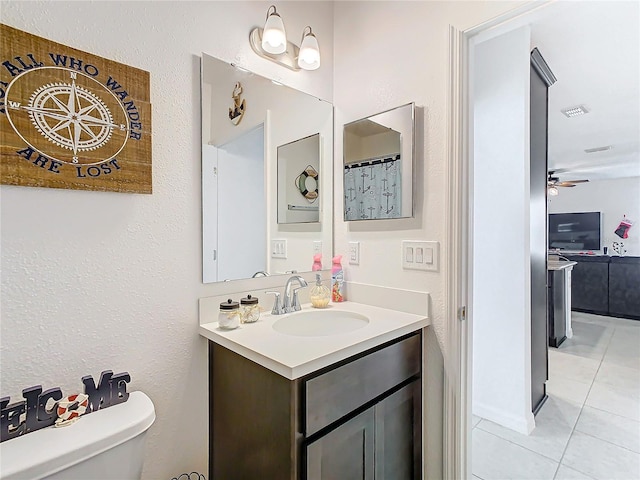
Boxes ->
[110,372,131,405]
[1,397,26,442]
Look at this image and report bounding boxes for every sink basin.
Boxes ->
[272,310,370,337]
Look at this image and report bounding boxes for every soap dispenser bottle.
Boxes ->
[310,274,330,308]
[331,255,344,302]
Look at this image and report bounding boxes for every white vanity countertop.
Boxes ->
[199,301,429,380]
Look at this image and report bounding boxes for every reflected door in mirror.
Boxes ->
[203,126,266,283]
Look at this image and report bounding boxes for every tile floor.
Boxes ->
[472,311,640,480]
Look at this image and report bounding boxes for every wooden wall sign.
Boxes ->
[0,24,152,194]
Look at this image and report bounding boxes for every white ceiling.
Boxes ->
[530,1,640,182]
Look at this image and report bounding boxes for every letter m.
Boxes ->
[82,370,113,413]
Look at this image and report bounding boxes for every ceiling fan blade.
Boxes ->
[563,179,589,184]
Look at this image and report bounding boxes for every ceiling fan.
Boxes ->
[547,171,589,195]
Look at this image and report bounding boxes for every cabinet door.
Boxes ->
[306,408,375,480]
[609,259,640,319]
[571,260,609,313]
[375,381,421,480]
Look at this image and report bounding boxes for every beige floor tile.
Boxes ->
[575,406,640,453]
[476,396,581,461]
[586,380,640,421]
[549,350,601,384]
[546,376,592,406]
[554,464,596,480]
[556,321,613,360]
[472,428,558,480]
[562,431,640,480]
[595,361,640,391]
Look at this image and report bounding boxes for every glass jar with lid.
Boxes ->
[240,294,260,323]
[218,299,240,329]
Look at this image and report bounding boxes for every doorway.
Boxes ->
[445,1,640,478]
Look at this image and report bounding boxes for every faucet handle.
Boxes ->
[291,285,307,312]
[265,291,284,315]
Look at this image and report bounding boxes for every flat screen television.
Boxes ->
[548,212,601,251]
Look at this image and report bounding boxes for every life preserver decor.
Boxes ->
[0,24,152,194]
[55,393,89,427]
[295,165,319,201]
[0,370,130,442]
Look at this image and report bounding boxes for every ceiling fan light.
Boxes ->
[262,6,287,54]
[548,186,559,196]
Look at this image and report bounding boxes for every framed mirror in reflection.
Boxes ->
[343,103,415,221]
[201,53,333,284]
[278,133,321,224]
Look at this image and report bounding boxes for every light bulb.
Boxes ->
[298,27,320,70]
[261,7,287,55]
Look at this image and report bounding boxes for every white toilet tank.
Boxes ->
[0,391,155,480]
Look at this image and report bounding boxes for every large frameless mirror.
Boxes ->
[201,53,333,283]
[343,103,415,221]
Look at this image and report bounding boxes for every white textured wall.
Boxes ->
[549,176,640,256]
[471,26,535,434]
[333,0,524,347]
[332,1,526,477]
[0,2,334,479]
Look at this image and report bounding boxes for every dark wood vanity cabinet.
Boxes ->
[209,331,422,480]
[306,381,420,480]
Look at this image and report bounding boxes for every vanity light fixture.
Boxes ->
[249,5,321,72]
[298,26,320,70]
[261,5,287,54]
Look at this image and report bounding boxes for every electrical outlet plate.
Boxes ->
[402,241,439,271]
[313,241,322,254]
[348,241,360,265]
[271,239,287,259]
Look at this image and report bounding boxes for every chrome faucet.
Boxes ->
[266,275,309,315]
[283,275,308,313]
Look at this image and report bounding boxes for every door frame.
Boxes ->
[444,2,554,478]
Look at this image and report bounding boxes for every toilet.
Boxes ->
[0,391,155,480]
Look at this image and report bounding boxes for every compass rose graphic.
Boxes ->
[5,67,130,166]
[27,80,115,162]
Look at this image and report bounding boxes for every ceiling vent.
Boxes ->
[561,105,589,117]
[584,145,613,153]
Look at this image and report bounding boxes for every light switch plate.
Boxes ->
[313,241,323,254]
[271,239,287,259]
[402,240,439,271]
[348,241,360,265]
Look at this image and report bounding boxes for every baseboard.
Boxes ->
[473,402,535,435]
